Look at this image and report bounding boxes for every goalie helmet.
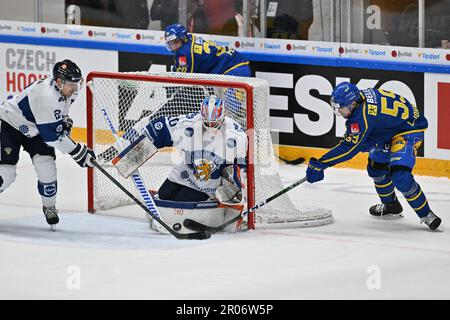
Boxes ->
[201,95,225,129]
[330,82,361,115]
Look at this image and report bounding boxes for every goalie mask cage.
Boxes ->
[86,71,333,230]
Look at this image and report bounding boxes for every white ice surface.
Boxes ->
[0,151,449,300]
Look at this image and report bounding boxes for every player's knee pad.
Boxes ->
[32,154,57,182]
[367,159,390,180]
[37,180,58,199]
[390,166,415,193]
[0,165,17,192]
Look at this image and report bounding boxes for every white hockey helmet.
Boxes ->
[201,95,225,129]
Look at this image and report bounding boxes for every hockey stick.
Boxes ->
[91,159,211,240]
[183,176,308,233]
[99,108,210,240]
[278,156,305,165]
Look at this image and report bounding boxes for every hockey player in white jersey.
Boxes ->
[0,59,96,229]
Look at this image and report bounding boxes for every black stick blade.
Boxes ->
[182,230,211,240]
[278,156,305,165]
[183,219,217,233]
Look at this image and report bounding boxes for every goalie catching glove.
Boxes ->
[215,164,244,205]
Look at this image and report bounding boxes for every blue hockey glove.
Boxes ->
[306,158,328,183]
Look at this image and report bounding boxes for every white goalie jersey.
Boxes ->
[0,76,77,154]
[143,113,247,198]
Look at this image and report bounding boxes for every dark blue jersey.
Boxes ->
[172,35,250,75]
[320,88,428,167]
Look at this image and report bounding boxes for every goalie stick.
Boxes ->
[99,107,210,239]
[91,158,211,240]
[183,176,308,233]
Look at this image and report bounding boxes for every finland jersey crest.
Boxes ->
[193,159,217,181]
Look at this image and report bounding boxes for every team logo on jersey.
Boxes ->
[180,170,189,180]
[368,104,377,116]
[19,125,29,134]
[390,136,406,153]
[178,56,187,65]
[350,123,360,134]
[184,127,194,137]
[154,122,163,130]
[4,147,12,155]
[56,124,63,132]
[227,138,236,148]
[193,159,216,181]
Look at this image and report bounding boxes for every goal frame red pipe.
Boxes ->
[86,71,257,230]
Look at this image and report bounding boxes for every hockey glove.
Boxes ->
[62,115,73,135]
[306,158,328,183]
[69,143,96,168]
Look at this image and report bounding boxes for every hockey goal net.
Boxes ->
[86,71,333,229]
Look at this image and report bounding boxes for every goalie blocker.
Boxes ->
[112,134,158,178]
[149,198,244,234]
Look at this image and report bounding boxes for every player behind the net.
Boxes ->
[0,59,96,230]
[113,95,247,232]
[305,82,441,231]
[164,23,251,114]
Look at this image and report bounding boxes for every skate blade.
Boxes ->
[50,224,57,232]
[371,213,404,220]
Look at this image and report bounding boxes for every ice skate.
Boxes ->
[420,211,442,231]
[43,206,59,231]
[369,198,403,219]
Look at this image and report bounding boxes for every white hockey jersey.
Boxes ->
[0,76,77,154]
[144,113,247,197]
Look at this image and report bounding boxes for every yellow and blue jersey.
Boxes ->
[171,35,250,75]
[320,88,428,167]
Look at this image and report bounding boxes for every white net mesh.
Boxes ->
[88,71,333,229]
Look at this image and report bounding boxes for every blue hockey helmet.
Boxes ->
[201,95,225,129]
[330,82,361,115]
[164,23,189,49]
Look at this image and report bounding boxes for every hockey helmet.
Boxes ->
[53,59,82,82]
[164,23,189,50]
[53,59,83,93]
[330,82,361,115]
[201,95,225,129]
